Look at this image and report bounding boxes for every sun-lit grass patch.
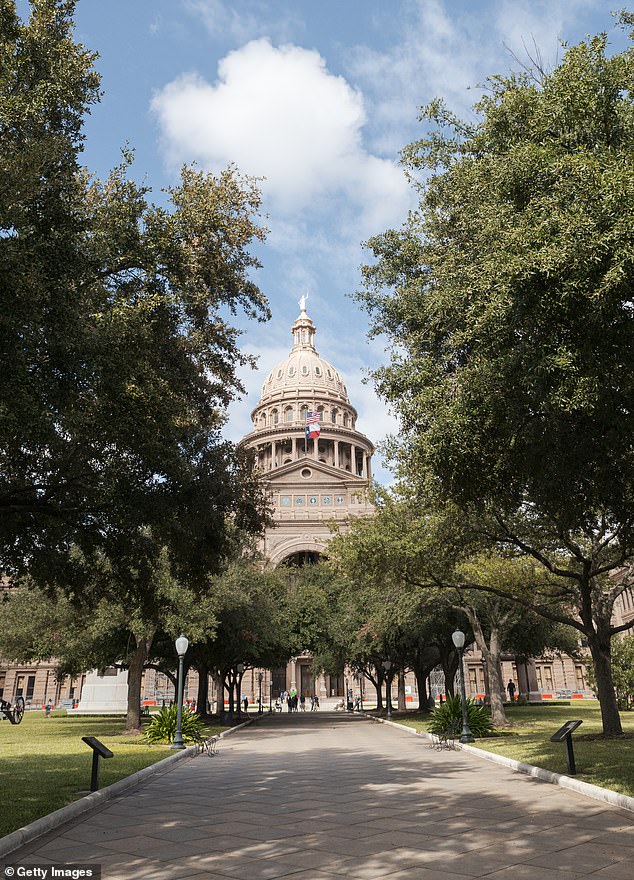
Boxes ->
[394,701,634,796]
[0,711,224,837]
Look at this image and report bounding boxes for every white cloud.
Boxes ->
[183,0,301,45]
[346,0,605,157]
[150,38,412,226]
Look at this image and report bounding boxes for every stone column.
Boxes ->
[292,436,297,459]
[334,440,340,469]
[271,440,277,469]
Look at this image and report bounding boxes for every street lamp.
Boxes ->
[258,671,263,715]
[171,634,189,750]
[452,629,475,743]
[269,671,273,713]
[382,660,393,720]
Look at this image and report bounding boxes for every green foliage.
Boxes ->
[355,19,634,736]
[586,636,634,710]
[0,1,269,583]
[428,695,493,738]
[144,705,206,744]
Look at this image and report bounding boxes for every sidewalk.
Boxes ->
[5,711,634,879]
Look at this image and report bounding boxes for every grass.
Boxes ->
[393,701,634,797]
[0,711,224,838]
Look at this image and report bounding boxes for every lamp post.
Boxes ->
[258,671,263,714]
[269,671,273,713]
[382,661,393,720]
[452,629,475,743]
[171,634,189,750]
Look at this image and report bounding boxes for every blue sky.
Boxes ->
[17,1,625,482]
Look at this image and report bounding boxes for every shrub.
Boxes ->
[428,694,493,738]
[145,705,206,744]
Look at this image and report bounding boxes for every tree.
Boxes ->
[0,545,220,732]
[327,495,578,724]
[586,635,634,710]
[356,20,634,735]
[1,1,269,583]
[190,560,293,717]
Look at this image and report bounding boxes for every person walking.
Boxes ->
[507,680,516,702]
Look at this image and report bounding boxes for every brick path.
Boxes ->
[6,712,634,879]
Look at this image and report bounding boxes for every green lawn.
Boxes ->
[0,711,224,838]
[394,701,634,797]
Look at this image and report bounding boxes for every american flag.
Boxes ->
[306,411,321,424]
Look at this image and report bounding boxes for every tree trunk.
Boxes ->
[196,663,209,715]
[126,634,153,733]
[414,668,427,708]
[398,669,406,710]
[440,652,458,698]
[464,609,508,727]
[588,631,623,736]
[225,675,234,716]
[214,671,223,714]
[373,672,383,711]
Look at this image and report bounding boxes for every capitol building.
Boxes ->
[238,300,375,700]
[239,299,374,567]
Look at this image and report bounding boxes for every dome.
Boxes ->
[258,305,350,405]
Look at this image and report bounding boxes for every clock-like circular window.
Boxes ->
[301,468,312,479]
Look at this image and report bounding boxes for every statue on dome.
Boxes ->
[299,293,308,313]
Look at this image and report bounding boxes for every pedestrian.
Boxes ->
[243,696,249,714]
[507,680,516,702]
[45,700,52,718]
[300,694,306,711]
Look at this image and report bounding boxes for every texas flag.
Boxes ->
[305,411,321,442]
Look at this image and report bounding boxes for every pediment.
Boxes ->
[263,457,367,488]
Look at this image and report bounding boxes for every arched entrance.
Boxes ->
[280,550,322,567]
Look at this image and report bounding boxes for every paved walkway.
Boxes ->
[6,712,634,879]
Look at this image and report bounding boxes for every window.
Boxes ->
[468,668,478,695]
[285,408,293,423]
[575,665,586,690]
[271,409,279,425]
[314,366,322,376]
[543,666,553,690]
[301,365,309,376]
[288,365,295,376]
[26,675,36,700]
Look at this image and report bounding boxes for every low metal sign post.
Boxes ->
[550,720,583,775]
[82,736,114,791]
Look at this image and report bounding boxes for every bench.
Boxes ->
[429,720,459,751]
[191,731,219,757]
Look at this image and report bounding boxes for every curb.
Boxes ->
[0,717,254,860]
[370,715,634,814]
